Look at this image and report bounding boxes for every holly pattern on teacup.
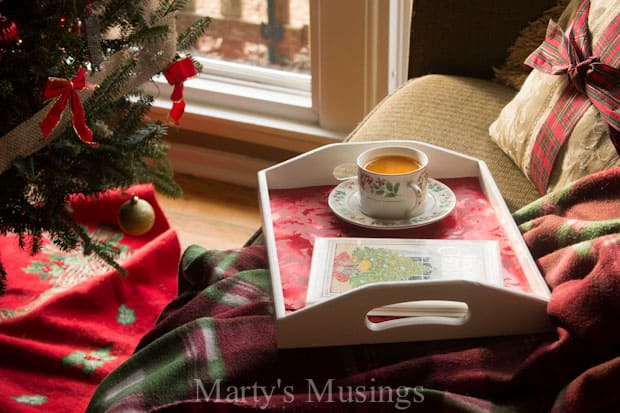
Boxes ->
[415,170,428,203]
[359,172,401,198]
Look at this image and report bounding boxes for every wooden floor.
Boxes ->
[156,174,263,252]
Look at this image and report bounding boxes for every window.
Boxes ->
[309,0,412,131]
[184,0,310,75]
[146,0,412,184]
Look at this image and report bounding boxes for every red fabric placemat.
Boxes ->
[269,178,531,310]
[0,184,180,413]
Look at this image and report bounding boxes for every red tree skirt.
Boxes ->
[0,184,180,413]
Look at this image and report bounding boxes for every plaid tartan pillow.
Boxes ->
[489,0,620,194]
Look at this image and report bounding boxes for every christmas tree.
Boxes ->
[0,0,210,292]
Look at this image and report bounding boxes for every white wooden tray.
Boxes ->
[257,140,552,348]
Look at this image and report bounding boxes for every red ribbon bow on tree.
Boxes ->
[525,0,620,193]
[164,57,197,124]
[40,67,96,146]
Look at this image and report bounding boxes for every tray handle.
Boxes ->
[276,280,551,348]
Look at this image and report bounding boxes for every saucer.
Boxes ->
[328,178,456,230]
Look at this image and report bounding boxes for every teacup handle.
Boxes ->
[407,182,424,213]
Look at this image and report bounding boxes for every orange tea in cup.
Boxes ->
[364,155,421,175]
[356,146,429,219]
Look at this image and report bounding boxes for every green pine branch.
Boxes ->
[0,0,212,292]
[98,0,147,36]
[111,95,154,139]
[177,16,212,51]
[151,0,189,24]
[127,24,170,45]
[85,60,137,114]
[56,209,126,275]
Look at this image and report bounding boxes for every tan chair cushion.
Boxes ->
[347,74,540,211]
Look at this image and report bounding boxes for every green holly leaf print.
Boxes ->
[62,346,117,376]
[117,304,136,326]
[22,260,64,281]
[12,394,48,406]
[21,225,131,286]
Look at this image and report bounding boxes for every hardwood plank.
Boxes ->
[156,174,262,252]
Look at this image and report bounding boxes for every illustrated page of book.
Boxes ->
[306,237,503,317]
[269,177,531,311]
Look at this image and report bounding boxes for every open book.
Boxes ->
[306,237,503,317]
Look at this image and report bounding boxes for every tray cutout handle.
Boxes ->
[276,280,551,348]
[366,300,471,331]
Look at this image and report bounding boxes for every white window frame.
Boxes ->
[311,0,412,131]
[146,0,412,183]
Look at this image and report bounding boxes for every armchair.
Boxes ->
[348,0,560,211]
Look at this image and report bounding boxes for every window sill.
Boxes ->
[147,76,346,154]
[146,78,347,187]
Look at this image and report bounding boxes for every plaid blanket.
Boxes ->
[87,168,620,412]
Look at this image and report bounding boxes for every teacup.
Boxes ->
[356,146,429,220]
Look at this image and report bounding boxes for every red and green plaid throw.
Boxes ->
[525,0,620,194]
[86,167,620,412]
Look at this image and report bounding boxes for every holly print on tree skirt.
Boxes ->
[11,395,47,407]
[116,304,136,326]
[0,183,182,413]
[2,225,130,321]
[62,346,117,376]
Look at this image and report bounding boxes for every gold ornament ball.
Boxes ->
[118,195,155,236]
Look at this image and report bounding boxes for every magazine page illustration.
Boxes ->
[307,237,503,317]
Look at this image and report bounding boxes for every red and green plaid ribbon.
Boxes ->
[525,0,620,194]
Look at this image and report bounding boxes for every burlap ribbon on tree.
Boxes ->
[0,7,177,175]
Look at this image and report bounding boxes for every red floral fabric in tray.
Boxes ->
[269,178,530,310]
